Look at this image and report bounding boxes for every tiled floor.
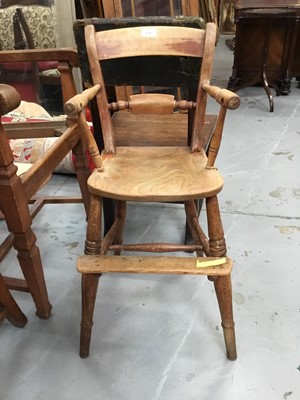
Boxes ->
[1,36,300,400]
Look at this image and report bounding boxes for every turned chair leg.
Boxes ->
[80,194,102,358]
[206,196,226,257]
[80,273,100,358]
[206,195,237,360]
[213,275,237,360]
[0,274,27,327]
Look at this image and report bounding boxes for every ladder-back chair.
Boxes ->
[0,50,91,319]
[68,21,240,359]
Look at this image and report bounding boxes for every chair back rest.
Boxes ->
[83,18,216,154]
[102,0,198,105]
[75,17,206,88]
[99,1,216,103]
[94,26,205,59]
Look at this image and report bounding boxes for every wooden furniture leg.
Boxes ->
[0,149,51,319]
[213,275,237,361]
[80,193,102,357]
[184,200,208,256]
[206,195,226,257]
[80,273,100,358]
[14,230,51,319]
[112,200,126,255]
[0,274,27,327]
[206,195,237,360]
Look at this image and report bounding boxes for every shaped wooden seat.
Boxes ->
[66,20,240,359]
[88,146,224,201]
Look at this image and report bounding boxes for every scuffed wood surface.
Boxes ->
[77,255,233,276]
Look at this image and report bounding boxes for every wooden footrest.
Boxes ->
[77,255,232,276]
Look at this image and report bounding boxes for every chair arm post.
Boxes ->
[78,114,104,172]
[64,84,103,172]
[203,83,240,168]
[202,83,240,110]
[206,106,227,168]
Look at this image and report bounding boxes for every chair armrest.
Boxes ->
[0,84,21,116]
[0,48,79,68]
[64,84,100,116]
[202,83,240,110]
[64,84,103,172]
[203,84,240,168]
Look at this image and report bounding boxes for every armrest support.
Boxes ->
[64,84,103,172]
[20,82,98,197]
[202,83,240,110]
[203,84,240,168]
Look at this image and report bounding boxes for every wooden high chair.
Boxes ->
[68,21,240,359]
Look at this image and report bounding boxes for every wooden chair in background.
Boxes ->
[11,7,43,102]
[100,0,202,102]
[0,50,90,320]
[0,2,60,104]
[68,21,240,359]
[76,0,217,22]
[75,0,104,18]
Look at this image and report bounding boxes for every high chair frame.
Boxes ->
[66,21,240,359]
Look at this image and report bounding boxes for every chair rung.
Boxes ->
[3,277,29,292]
[109,242,203,252]
[77,255,232,276]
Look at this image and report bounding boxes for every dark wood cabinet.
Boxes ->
[228,1,300,111]
[292,21,300,77]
